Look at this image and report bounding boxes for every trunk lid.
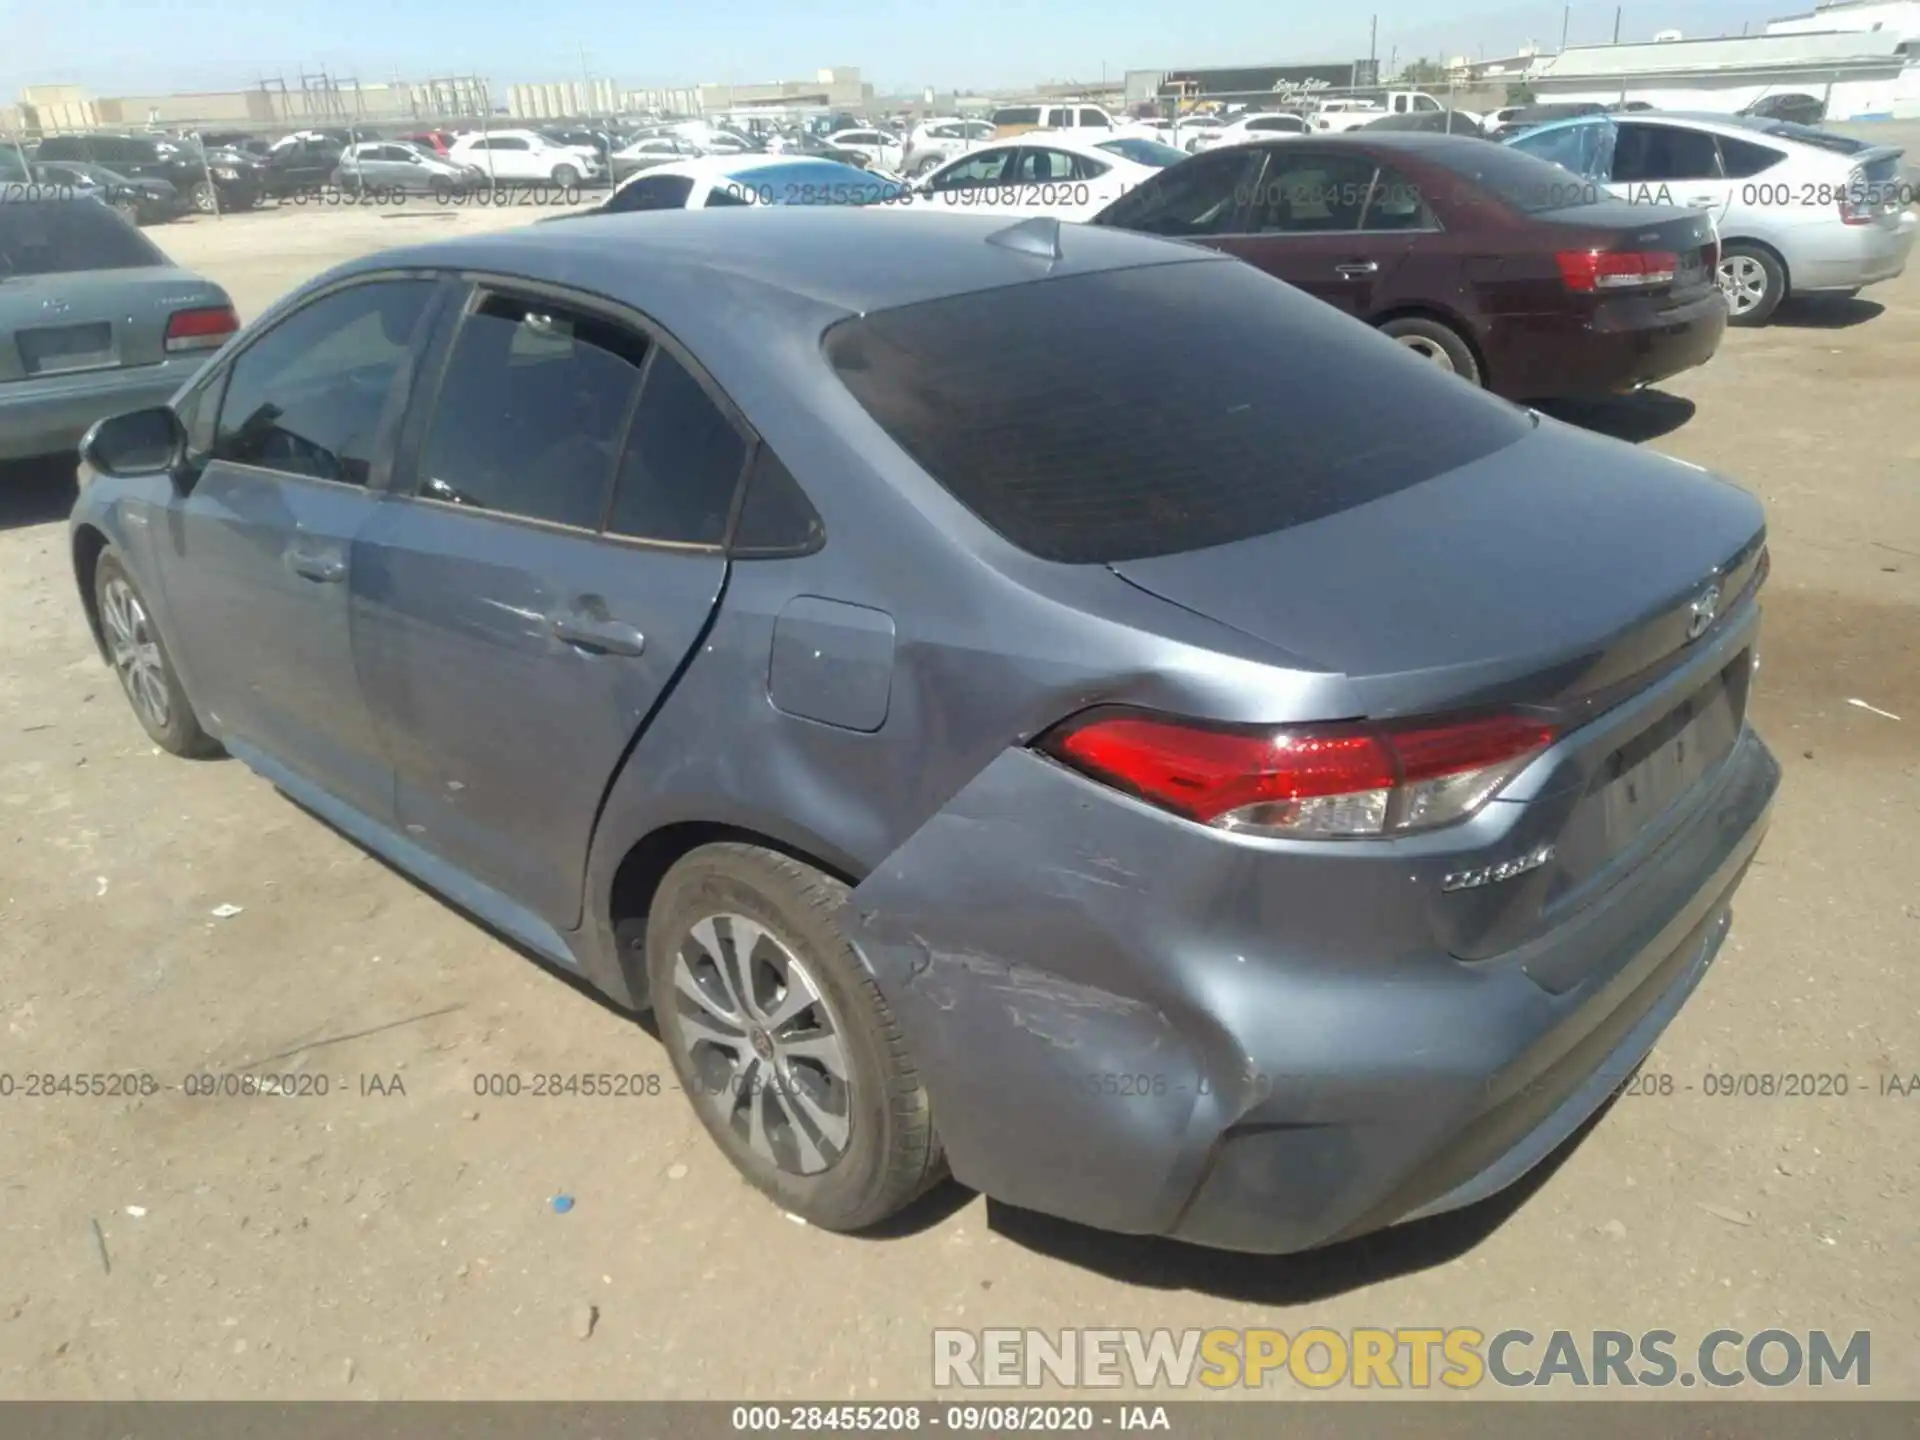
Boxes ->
[1109,417,1768,959]
[1108,415,1764,719]
[0,267,224,382]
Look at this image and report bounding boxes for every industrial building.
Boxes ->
[1522,28,1919,118]
[3,74,493,137]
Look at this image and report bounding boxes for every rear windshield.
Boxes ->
[0,198,167,277]
[1436,141,1606,212]
[825,259,1532,564]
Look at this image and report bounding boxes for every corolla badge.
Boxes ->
[1686,583,1722,641]
[1442,843,1556,894]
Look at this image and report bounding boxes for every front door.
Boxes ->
[351,288,744,930]
[156,277,443,823]
[1212,150,1416,316]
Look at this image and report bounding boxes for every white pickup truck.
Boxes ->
[1311,90,1454,132]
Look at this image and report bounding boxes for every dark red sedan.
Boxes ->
[1089,133,1729,400]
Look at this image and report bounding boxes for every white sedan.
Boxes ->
[447,129,604,186]
[572,154,909,214]
[827,128,906,174]
[1189,112,1313,151]
[906,133,1188,222]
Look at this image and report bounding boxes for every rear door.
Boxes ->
[351,285,744,929]
[1608,120,1734,223]
[155,276,443,822]
[1214,149,1415,316]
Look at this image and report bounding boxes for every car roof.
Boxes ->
[964,133,1141,160]
[336,207,1225,323]
[621,153,799,182]
[1515,109,1777,141]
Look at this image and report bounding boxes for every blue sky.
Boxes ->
[9,0,1782,100]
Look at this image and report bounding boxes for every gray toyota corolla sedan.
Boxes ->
[70,208,1779,1254]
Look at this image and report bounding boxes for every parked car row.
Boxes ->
[61,198,1782,1259]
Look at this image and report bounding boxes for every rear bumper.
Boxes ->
[1491,288,1729,401]
[1785,210,1917,293]
[0,357,205,463]
[846,653,1778,1255]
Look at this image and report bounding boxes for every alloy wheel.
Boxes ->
[101,577,171,732]
[1394,334,1456,372]
[1720,254,1770,316]
[671,913,854,1177]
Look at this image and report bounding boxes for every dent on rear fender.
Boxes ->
[844,749,1262,1234]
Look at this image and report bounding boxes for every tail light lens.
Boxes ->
[164,305,239,353]
[1839,171,1880,225]
[1556,249,1679,291]
[1037,709,1556,840]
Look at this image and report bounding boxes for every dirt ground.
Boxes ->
[0,199,1916,1401]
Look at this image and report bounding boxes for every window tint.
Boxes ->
[1717,136,1786,178]
[1096,137,1187,168]
[705,185,751,207]
[607,351,747,545]
[1077,108,1111,129]
[825,261,1530,565]
[1466,136,1609,209]
[494,137,530,152]
[414,295,647,527]
[1247,152,1379,232]
[993,107,1041,128]
[0,199,166,278]
[1363,163,1436,231]
[606,174,695,211]
[932,148,1016,189]
[1247,116,1306,133]
[215,280,434,484]
[731,446,825,557]
[1092,148,1262,237]
[1013,148,1103,182]
[1611,123,1721,183]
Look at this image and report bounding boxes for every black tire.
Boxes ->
[1720,242,1786,327]
[92,550,220,758]
[551,163,581,189]
[1377,315,1482,386]
[646,843,945,1231]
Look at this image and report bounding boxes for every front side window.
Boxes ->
[414,294,648,529]
[214,279,436,485]
[607,351,748,546]
[1093,148,1263,238]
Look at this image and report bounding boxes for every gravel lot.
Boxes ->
[1,199,1916,1400]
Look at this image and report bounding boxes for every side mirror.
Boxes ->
[80,406,186,478]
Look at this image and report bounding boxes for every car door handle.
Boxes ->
[286,550,346,584]
[549,613,646,657]
[1683,195,1721,207]
[1335,261,1380,276]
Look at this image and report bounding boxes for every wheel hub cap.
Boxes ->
[1719,256,1768,314]
[1395,334,1455,371]
[672,913,854,1177]
[101,577,171,731]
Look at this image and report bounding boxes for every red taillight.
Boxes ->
[164,305,239,353]
[1039,709,1556,839]
[1556,248,1680,292]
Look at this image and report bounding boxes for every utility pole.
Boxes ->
[1369,13,1378,67]
[1561,4,1571,51]
[1613,6,1623,43]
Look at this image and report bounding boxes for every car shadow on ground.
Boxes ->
[1769,295,1887,329]
[0,457,78,532]
[977,1097,1618,1302]
[1536,390,1696,444]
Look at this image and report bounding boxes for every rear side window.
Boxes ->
[1612,123,1722,183]
[415,294,648,528]
[1717,136,1786,178]
[0,199,167,277]
[731,447,825,557]
[993,107,1041,128]
[825,260,1532,565]
[607,351,748,546]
